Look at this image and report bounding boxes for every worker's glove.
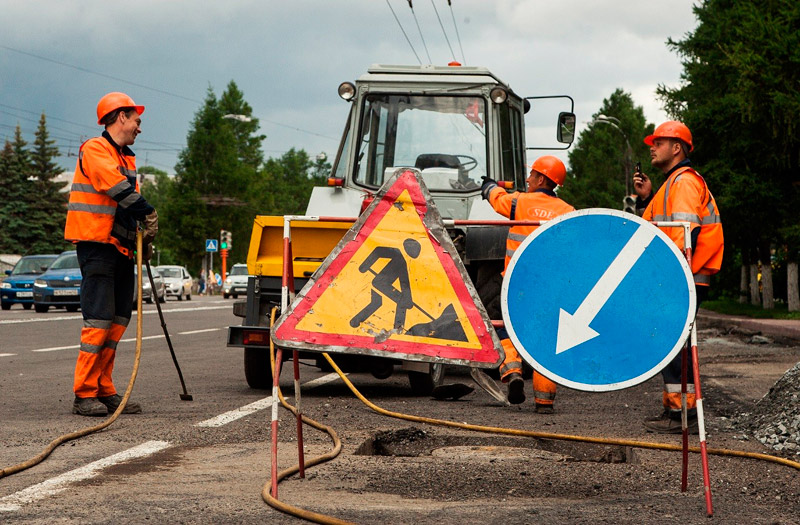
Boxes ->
[480,176,498,200]
[142,210,159,245]
[144,243,154,261]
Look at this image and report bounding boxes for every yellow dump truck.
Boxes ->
[227,64,575,392]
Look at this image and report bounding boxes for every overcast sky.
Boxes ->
[0,1,698,175]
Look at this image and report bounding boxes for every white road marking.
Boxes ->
[194,372,344,428]
[0,304,232,325]
[178,328,220,335]
[28,328,223,353]
[0,353,16,357]
[0,440,171,512]
[32,345,79,353]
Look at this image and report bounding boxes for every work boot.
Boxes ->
[506,373,525,405]
[643,410,698,434]
[98,394,142,414]
[535,403,554,415]
[72,397,108,417]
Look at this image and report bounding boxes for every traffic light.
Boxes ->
[220,230,232,250]
[622,195,637,215]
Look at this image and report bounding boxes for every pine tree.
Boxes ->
[28,114,70,254]
[0,126,36,254]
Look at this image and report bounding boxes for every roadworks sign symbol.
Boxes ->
[272,168,503,368]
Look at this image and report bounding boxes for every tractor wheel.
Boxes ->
[407,362,445,395]
[244,348,273,389]
[474,261,504,321]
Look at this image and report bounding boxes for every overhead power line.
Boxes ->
[0,45,202,104]
[447,0,466,65]
[430,0,456,62]
[386,0,422,64]
[407,1,432,63]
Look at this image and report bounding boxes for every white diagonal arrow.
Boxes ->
[556,225,656,354]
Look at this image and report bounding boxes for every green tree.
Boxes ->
[558,89,655,210]
[28,114,70,254]
[163,84,265,274]
[0,126,36,254]
[658,0,800,306]
[258,148,326,216]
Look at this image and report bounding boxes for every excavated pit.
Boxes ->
[354,427,635,464]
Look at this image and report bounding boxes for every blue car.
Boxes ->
[33,250,82,313]
[1,254,59,310]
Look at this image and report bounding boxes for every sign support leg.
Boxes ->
[691,323,714,516]
[681,341,689,492]
[270,345,283,498]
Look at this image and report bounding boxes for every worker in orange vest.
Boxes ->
[633,120,723,433]
[64,92,159,416]
[481,156,575,412]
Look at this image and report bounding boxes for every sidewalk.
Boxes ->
[697,308,800,343]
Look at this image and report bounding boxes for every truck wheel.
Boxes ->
[244,348,273,389]
[1,302,10,311]
[35,304,48,313]
[66,305,79,312]
[408,363,445,395]
[475,261,503,321]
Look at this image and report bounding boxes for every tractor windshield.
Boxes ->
[353,94,488,191]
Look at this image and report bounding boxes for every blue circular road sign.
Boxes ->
[502,209,696,392]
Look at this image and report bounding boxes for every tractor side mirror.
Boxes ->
[557,112,576,144]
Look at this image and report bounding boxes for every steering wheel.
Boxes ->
[455,155,478,173]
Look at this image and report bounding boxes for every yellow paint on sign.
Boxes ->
[296,189,482,348]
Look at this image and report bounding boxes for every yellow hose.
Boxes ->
[261,308,352,525]
[0,233,145,479]
[263,307,799,522]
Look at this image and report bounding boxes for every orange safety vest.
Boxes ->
[488,188,575,269]
[643,165,723,285]
[64,135,142,257]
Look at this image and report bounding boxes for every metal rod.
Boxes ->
[144,259,192,401]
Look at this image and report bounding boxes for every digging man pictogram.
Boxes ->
[349,238,467,341]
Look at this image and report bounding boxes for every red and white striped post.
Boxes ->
[658,220,713,516]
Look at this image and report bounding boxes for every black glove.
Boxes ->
[480,176,498,200]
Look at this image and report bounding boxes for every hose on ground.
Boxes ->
[262,308,350,525]
[0,233,145,479]
[263,316,799,522]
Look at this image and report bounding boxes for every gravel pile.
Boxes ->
[743,362,800,455]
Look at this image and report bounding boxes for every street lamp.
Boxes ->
[222,114,252,122]
[592,114,633,196]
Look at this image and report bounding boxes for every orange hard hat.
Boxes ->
[644,120,693,152]
[96,92,144,125]
[531,155,567,186]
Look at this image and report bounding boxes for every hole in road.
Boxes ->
[354,427,635,463]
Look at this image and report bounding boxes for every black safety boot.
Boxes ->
[643,410,697,434]
[535,403,554,414]
[98,394,142,414]
[72,396,108,417]
[506,373,525,405]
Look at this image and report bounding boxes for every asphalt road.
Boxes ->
[1,296,799,524]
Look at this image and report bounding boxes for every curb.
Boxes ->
[697,309,800,344]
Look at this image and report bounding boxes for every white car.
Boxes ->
[223,263,250,299]
[156,265,192,301]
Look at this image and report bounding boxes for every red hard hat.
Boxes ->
[531,155,567,186]
[644,120,693,152]
[96,92,144,125]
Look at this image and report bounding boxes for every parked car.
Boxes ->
[1,254,59,310]
[33,250,81,313]
[156,265,192,300]
[223,263,250,299]
[133,264,166,304]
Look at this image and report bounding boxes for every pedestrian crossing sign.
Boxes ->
[206,239,218,252]
[272,168,503,368]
